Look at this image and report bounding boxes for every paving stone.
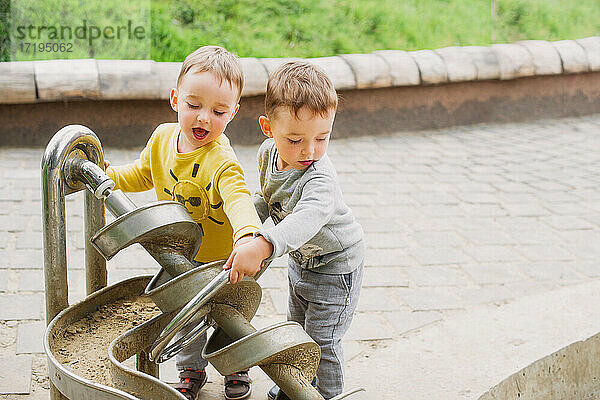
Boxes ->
[490,43,535,79]
[397,288,466,311]
[0,294,43,320]
[409,50,448,84]
[576,36,600,71]
[517,40,562,75]
[543,216,595,230]
[0,249,43,269]
[342,339,364,362]
[551,39,590,73]
[517,245,575,262]
[361,267,409,287]
[540,202,592,215]
[572,261,600,278]
[345,313,394,341]
[411,192,459,205]
[0,215,34,232]
[410,217,455,232]
[0,356,32,394]
[463,245,522,263]
[17,270,44,292]
[266,289,288,315]
[403,265,473,286]
[435,46,477,82]
[455,285,516,305]
[454,192,499,204]
[461,46,500,80]
[255,267,286,289]
[339,53,391,89]
[356,288,404,311]
[459,230,516,245]
[462,263,526,285]
[15,231,43,250]
[373,50,420,86]
[419,205,464,217]
[501,203,550,217]
[505,228,561,245]
[0,270,8,292]
[410,247,470,266]
[365,248,413,267]
[16,321,45,354]
[383,311,442,336]
[365,233,407,249]
[556,229,600,243]
[517,262,583,282]
[408,231,465,248]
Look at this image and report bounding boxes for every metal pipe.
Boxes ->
[85,190,106,295]
[150,268,230,362]
[211,304,323,400]
[105,189,137,216]
[42,125,108,400]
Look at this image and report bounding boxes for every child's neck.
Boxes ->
[177,132,209,154]
[276,156,291,171]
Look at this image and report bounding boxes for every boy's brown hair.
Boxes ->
[177,45,244,101]
[265,61,338,119]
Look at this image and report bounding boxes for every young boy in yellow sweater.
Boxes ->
[106,45,260,400]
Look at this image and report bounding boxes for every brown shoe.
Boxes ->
[224,370,252,400]
[171,368,207,400]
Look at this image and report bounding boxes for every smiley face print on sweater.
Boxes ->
[163,165,225,227]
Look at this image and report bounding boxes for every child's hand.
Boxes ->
[224,236,274,284]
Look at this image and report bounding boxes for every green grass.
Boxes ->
[150,0,600,61]
[2,0,599,62]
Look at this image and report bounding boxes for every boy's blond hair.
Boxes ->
[265,61,338,119]
[177,45,244,101]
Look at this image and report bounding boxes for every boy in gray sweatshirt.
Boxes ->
[225,61,364,399]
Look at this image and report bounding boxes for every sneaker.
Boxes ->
[171,368,207,400]
[224,370,252,400]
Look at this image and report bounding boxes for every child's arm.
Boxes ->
[216,162,262,243]
[259,175,336,259]
[106,138,154,192]
[226,175,336,282]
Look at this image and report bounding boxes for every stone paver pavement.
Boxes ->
[1,114,600,398]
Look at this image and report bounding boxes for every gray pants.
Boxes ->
[174,323,208,371]
[287,260,363,399]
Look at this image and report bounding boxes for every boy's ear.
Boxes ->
[169,88,178,112]
[258,115,273,138]
[228,104,240,122]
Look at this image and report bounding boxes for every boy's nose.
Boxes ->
[197,113,209,123]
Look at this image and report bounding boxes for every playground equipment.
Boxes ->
[42,125,366,400]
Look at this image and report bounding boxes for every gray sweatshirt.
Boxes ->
[253,139,364,275]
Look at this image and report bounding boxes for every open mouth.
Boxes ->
[192,127,209,140]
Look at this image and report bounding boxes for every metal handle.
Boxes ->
[149,267,231,363]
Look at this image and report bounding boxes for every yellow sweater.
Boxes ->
[106,123,261,262]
